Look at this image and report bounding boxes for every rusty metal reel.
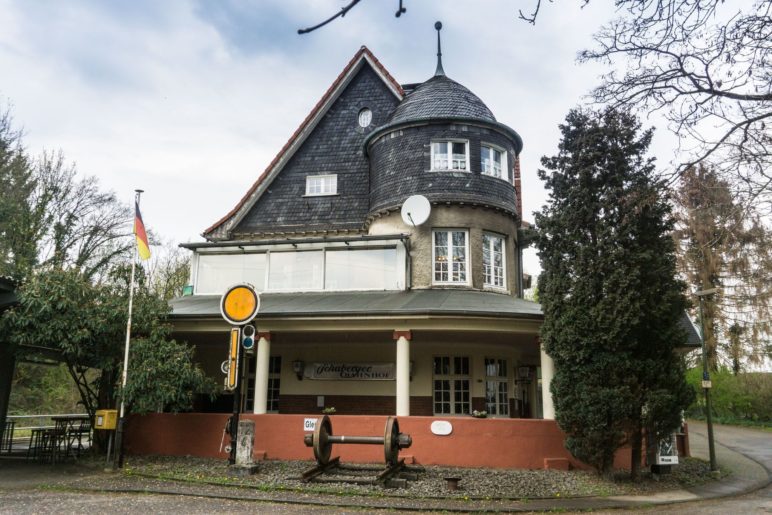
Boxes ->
[384,416,400,465]
[313,415,333,465]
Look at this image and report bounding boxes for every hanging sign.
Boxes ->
[304,362,395,380]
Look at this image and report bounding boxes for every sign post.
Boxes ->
[219,284,260,465]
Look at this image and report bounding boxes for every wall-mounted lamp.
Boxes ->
[293,360,305,381]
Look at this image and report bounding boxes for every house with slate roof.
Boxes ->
[127,42,699,469]
[173,44,547,418]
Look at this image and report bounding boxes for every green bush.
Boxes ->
[686,368,772,424]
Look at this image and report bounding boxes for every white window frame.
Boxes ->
[484,357,509,417]
[267,356,281,412]
[433,356,471,415]
[244,355,281,413]
[432,229,470,285]
[481,144,508,181]
[430,140,470,172]
[305,174,337,196]
[483,232,506,290]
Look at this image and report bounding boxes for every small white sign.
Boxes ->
[430,420,453,436]
[304,418,317,432]
[655,433,679,466]
[702,380,712,389]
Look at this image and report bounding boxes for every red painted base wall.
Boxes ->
[125,413,654,470]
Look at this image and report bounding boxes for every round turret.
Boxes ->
[365,72,523,222]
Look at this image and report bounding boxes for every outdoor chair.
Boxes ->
[66,418,92,458]
[1,419,14,455]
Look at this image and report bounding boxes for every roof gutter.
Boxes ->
[180,233,410,250]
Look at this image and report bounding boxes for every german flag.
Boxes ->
[134,201,151,260]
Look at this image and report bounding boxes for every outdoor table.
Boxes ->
[51,415,91,460]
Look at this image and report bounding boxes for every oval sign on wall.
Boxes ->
[430,420,453,436]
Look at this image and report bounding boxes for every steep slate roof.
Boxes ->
[387,75,496,125]
[203,47,404,241]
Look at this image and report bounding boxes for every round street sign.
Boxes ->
[220,283,260,325]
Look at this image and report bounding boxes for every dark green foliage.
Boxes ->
[9,363,84,415]
[1,266,213,418]
[123,337,215,415]
[536,107,694,477]
[0,108,37,280]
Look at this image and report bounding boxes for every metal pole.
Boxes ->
[228,356,241,465]
[698,293,718,472]
[113,189,143,469]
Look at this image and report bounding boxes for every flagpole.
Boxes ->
[113,189,143,469]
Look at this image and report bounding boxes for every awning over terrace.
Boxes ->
[170,289,542,319]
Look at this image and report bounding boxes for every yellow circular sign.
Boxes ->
[220,284,260,325]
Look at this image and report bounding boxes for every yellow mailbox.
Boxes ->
[94,409,118,430]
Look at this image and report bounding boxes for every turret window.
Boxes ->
[433,229,469,284]
[481,145,507,180]
[431,141,469,171]
[483,233,506,289]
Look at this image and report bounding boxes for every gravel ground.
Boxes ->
[119,455,725,500]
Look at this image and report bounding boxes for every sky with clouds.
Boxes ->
[0,0,683,275]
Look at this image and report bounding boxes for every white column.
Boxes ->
[254,333,271,414]
[540,345,556,420]
[394,331,411,416]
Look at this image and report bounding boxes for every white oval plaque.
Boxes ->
[430,420,453,436]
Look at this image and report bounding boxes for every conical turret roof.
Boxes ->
[387,74,496,125]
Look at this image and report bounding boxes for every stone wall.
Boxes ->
[368,206,520,293]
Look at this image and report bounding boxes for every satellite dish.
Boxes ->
[401,195,431,227]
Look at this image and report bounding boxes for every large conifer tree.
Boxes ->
[536,108,694,478]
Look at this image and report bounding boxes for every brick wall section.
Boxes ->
[368,124,519,217]
[514,155,523,222]
[126,413,643,469]
[234,65,400,235]
[280,395,433,416]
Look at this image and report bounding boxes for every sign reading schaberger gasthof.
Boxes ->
[305,363,395,380]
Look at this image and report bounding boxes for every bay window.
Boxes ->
[483,233,506,289]
[431,141,469,171]
[433,230,469,284]
[481,145,507,180]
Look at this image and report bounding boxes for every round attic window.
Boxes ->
[358,108,373,128]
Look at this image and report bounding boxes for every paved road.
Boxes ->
[650,422,772,514]
[592,421,772,515]
[0,490,337,514]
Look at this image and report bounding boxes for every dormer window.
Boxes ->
[431,141,469,171]
[481,145,507,180]
[305,174,337,196]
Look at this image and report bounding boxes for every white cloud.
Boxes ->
[1,0,674,271]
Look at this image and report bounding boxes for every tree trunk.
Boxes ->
[92,367,117,453]
[630,419,643,481]
[0,345,16,449]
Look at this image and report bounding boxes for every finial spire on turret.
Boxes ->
[434,21,445,77]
